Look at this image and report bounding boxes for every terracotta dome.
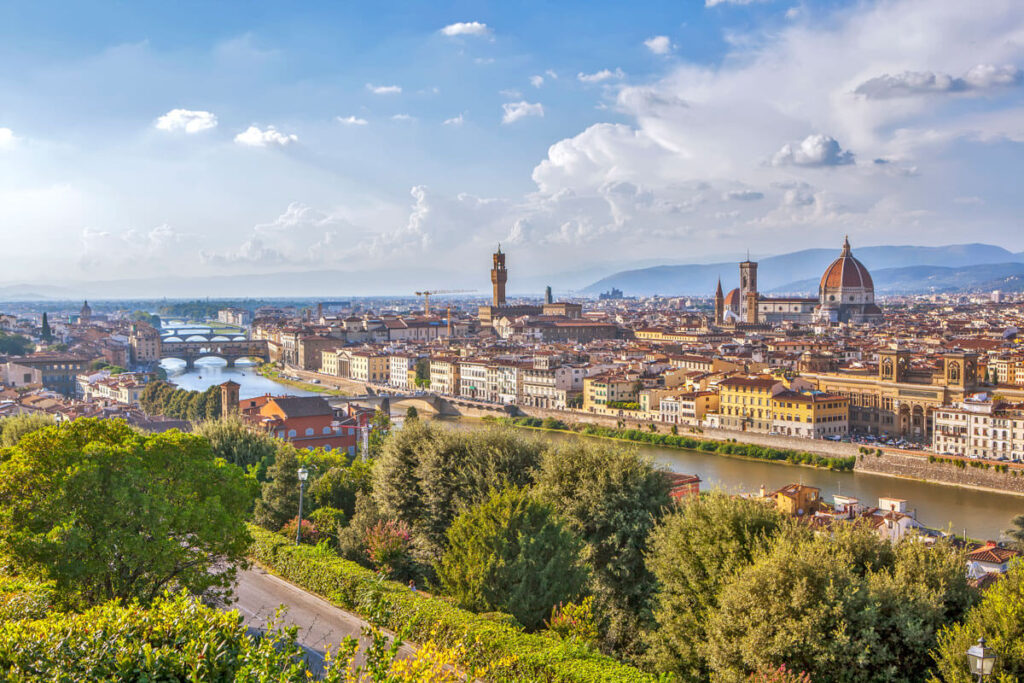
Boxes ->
[819,237,873,291]
[725,288,741,309]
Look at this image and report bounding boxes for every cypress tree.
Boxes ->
[40,312,52,343]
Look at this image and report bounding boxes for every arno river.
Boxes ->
[165,360,1024,541]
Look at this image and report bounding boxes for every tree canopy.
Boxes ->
[373,422,543,558]
[0,419,253,606]
[437,487,588,630]
[0,332,33,356]
[645,492,787,680]
[535,440,672,653]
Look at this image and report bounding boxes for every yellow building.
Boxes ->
[349,352,389,383]
[583,373,639,413]
[716,376,782,432]
[770,390,849,439]
[429,357,461,396]
[771,483,821,517]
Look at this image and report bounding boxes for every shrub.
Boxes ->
[546,597,600,646]
[364,519,414,580]
[281,517,322,545]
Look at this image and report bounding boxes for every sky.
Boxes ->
[1,0,1023,290]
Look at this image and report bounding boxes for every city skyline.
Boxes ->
[2,0,1024,286]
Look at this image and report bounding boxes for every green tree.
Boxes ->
[0,419,252,606]
[366,409,392,458]
[194,414,278,475]
[437,487,588,630]
[1005,514,1024,551]
[0,331,33,356]
[704,525,974,683]
[0,413,55,448]
[535,441,672,653]
[930,559,1024,682]
[337,491,387,564]
[253,445,301,531]
[309,459,373,519]
[374,423,544,558]
[644,492,786,680]
[406,406,419,421]
[40,312,52,343]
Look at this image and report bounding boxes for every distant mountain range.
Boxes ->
[582,244,1024,296]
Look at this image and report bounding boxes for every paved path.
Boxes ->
[230,565,415,675]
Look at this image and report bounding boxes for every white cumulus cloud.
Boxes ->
[855,64,1021,99]
[154,108,218,134]
[391,114,416,122]
[444,114,465,126]
[440,21,491,37]
[234,125,298,147]
[366,83,402,95]
[530,75,544,88]
[644,36,672,55]
[772,134,855,167]
[502,101,544,124]
[337,115,368,126]
[0,127,14,147]
[577,68,625,83]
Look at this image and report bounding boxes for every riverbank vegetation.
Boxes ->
[0,416,1020,681]
[138,379,223,419]
[484,414,856,471]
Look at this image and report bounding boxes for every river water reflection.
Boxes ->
[443,420,1024,541]
[161,359,317,398]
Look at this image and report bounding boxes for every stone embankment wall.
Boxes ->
[502,405,863,458]
[855,450,1024,495]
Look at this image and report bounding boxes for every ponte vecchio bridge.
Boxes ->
[159,339,270,369]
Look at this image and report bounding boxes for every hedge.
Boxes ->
[248,526,668,683]
[0,589,318,680]
[486,416,855,471]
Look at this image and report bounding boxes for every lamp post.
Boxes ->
[967,637,997,682]
[296,466,309,544]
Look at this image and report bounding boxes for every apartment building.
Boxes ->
[769,390,849,438]
[583,373,639,413]
[659,391,719,426]
[349,351,389,383]
[388,354,417,390]
[717,376,784,432]
[933,396,1024,460]
[458,360,489,400]
[520,364,584,409]
[429,357,460,396]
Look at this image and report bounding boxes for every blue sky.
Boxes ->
[1,0,1023,291]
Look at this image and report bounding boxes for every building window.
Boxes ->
[288,429,297,438]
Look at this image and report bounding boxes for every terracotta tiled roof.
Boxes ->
[820,237,874,290]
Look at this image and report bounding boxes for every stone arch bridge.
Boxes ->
[160,339,270,369]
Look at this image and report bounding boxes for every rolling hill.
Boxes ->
[582,243,1023,296]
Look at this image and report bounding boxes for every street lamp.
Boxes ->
[967,637,997,682]
[295,466,309,544]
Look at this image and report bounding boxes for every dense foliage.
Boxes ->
[249,526,663,683]
[0,413,55,448]
[536,440,672,653]
[253,444,302,531]
[194,414,279,475]
[645,492,787,680]
[0,419,253,606]
[437,487,589,630]
[0,331,33,356]
[704,525,974,683]
[0,587,469,682]
[139,380,222,420]
[930,560,1024,683]
[373,421,544,558]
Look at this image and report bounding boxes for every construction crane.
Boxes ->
[414,289,475,316]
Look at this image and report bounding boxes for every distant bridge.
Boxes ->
[329,392,517,418]
[160,339,270,369]
[161,330,248,343]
